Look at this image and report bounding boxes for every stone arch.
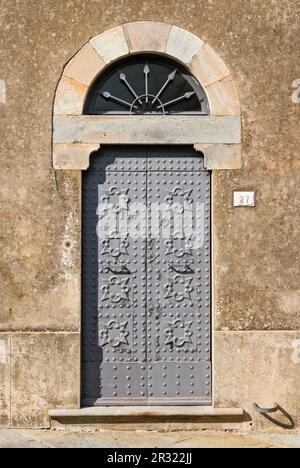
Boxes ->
[53,22,241,170]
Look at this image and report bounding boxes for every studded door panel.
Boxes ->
[147,154,211,404]
[82,146,211,406]
[82,148,148,405]
[147,145,205,172]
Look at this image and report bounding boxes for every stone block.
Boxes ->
[165,25,205,64]
[0,80,6,104]
[189,43,231,87]
[212,169,300,331]
[53,143,100,170]
[194,144,242,169]
[214,332,300,429]
[206,75,240,116]
[11,333,80,427]
[123,21,171,53]
[53,76,87,115]
[90,25,129,64]
[63,43,106,87]
[53,115,242,145]
[0,334,10,427]
[0,169,81,332]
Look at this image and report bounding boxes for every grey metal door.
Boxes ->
[82,146,211,406]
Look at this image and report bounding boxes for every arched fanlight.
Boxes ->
[84,54,210,115]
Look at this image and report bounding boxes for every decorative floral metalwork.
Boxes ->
[164,319,193,348]
[165,239,193,258]
[99,320,129,348]
[101,276,131,303]
[165,187,193,205]
[165,187,194,215]
[98,186,130,213]
[164,274,194,302]
[100,238,129,259]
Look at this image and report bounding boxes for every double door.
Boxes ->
[82,145,211,406]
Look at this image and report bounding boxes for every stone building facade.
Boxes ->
[0,0,299,430]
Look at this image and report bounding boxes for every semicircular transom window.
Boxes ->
[84,54,210,115]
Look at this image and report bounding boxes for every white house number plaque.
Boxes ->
[233,191,255,207]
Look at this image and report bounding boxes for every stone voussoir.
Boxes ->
[189,43,231,87]
[63,43,107,87]
[123,21,171,53]
[165,25,205,64]
[206,75,241,116]
[53,76,87,116]
[89,25,129,64]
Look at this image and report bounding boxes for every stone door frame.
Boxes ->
[52,21,242,408]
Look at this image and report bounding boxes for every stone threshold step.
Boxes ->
[49,406,244,419]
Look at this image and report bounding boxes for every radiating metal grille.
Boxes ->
[84,55,209,115]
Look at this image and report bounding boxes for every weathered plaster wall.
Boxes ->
[0,0,299,428]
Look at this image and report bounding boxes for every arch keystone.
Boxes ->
[123,21,171,53]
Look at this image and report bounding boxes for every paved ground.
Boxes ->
[0,429,299,448]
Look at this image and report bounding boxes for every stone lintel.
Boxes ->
[53,115,242,146]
